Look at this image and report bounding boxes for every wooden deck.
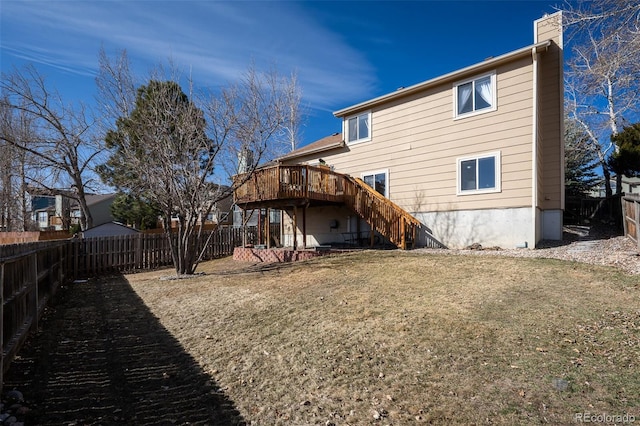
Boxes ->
[234,165,346,208]
[234,165,425,249]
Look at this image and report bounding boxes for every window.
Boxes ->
[38,211,48,225]
[362,170,388,197]
[345,111,371,143]
[457,152,501,195]
[454,72,496,118]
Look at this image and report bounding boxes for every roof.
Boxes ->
[333,40,552,117]
[277,133,345,161]
[82,221,140,238]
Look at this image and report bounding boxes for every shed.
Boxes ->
[82,222,139,238]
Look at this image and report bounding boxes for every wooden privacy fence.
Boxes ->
[69,228,248,278]
[1,241,69,394]
[1,227,254,394]
[622,195,640,250]
[564,195,622,226]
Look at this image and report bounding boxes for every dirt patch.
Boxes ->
[4,251,640,424]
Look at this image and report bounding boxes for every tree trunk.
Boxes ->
[602,165,613,198]
[615,173,623,195]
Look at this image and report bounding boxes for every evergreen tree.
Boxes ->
[565,119,600,197]
[110,192,160,230]
[608,123,640,180]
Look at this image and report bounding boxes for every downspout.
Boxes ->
[531,46,539,248]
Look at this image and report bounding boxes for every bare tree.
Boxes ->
[95,47,136,130]
[562,0,640,196]
[280,71,304,152]
[0,65,104,229]
[98,59,300,275]
[0,96,46,231]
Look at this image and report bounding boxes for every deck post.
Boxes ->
[412,223,417,249]
[370,201,375,247]
[293,206,298,250]
[257,209,263,245]
[242,210,247,247]
[266,208,271,249]
[302,204,307,249]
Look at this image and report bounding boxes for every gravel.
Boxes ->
[415,225,640,275]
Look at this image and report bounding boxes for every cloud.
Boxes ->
[1,1,378,110]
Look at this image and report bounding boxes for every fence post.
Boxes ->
[1,262,4,396]
[622,196,629,237]
[135,233,142,270]
[73,239,79,281]
[636,199,640,251]
[31,253,39,332]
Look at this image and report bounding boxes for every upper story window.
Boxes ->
[362,169,388,198]
[457,151,501,195]
[454,72,496,118]
[346,111,371,144]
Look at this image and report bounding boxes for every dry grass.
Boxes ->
[127,251,640,425]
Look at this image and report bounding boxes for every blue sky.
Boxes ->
[1,0,561,148]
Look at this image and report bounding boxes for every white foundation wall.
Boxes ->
[282,206,354,247]
[416,207,535,249]
[542,209,563,240]
[279,205,559,250]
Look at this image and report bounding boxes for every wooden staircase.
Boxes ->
[234,165,444,250]
[341,175,421,249]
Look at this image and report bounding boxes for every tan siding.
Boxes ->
[307,58,537,213]
[537,13,563,210]
[292,19,564,218]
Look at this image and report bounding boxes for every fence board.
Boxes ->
[622,195,640,251]
[1,241,69,395]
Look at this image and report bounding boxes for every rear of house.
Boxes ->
[273,12,564,249]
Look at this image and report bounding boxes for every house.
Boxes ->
[164,186,235,230]
[31,193,59,230]
[30,190,116,231]
[70,193,117,228]
[234,12,564,249]
[589,175,640,198]
[29,188,74,231]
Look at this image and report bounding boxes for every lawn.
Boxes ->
[126,251,639,425]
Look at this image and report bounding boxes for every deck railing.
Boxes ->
[234,165,345,205]
[234,165,427,249]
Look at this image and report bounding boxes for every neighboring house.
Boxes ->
[31,194,59,230]
[29,189,73,231]
[235,12,564,249]
[82,222,140,238]
[589,176,640,198]
[71,193,117,228]
[165,188,235,230]
[30,190,116,231]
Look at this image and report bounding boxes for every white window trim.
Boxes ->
[456,151,501,196]
[361,168,389,198]
[344,111,372,144]
[453,71,497,120]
